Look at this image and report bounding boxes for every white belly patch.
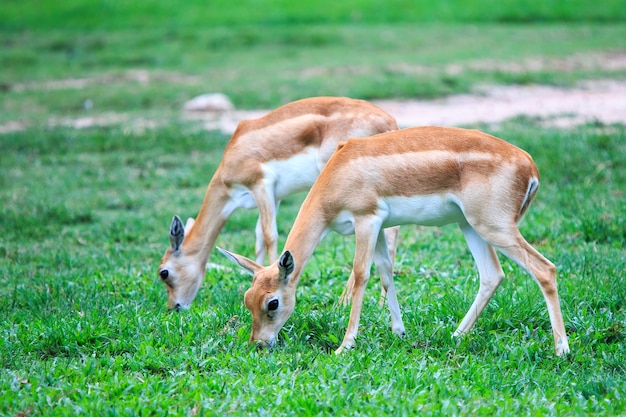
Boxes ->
[381,194,465,227]
[263,147,321,199]
[327,195,465,236]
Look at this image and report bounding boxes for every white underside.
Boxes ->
[330,194,465,236]
[225,184,257,213]
[381,194,465,227]
[222,147,322,216]
[263,147,322,199]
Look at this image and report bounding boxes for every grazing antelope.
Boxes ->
[158,97,399,310]
[219,126,570,356]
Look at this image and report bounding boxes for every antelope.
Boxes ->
[219,126,570,356]
[158,97,399,310]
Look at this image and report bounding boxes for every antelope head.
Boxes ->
[218,248,296,347]
[158,216,203,310]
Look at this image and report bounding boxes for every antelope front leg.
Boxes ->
[251,182,279,264]
[380,226,400,305]
[339,270,356,306]
[373,228,405,337]
[336,217,381,354]
[254,217,267,264]
[339,226,400,307]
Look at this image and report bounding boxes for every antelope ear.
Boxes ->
[169,215,185,253]
[184,217,195,235]
[216,247,261,276]
[278,251,295,282]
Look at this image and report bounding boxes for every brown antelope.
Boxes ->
[219,126,570,356]
[158,97,399,310]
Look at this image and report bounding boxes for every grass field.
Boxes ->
[1,121,625,415]
[1,1,626,415]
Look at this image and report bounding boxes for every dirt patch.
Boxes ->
[2,76,626,134]
[9,70,201,92]
[48,113,129,129]
[198,79,626,134]
[300,51,626,79]
[373,79,626,129]
[443,51,626,75]
[0,121,28,134]
[207,52,626,131]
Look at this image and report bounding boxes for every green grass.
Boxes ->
[1,1,626,415]
[1,121,625,415]
[2,0,626,30]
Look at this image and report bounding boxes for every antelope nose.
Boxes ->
[255,340,269,351]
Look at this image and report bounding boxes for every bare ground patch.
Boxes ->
[193,79,626,134]
[2,52,626,134]
[373,79,626,129]
[2,79,625,134]
[300,51,626,79]
[8,70,201,93]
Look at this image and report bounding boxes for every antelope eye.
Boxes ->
[268,299,279,311]
[159,269,169,280]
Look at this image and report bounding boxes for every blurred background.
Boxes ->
[2,0,625,124]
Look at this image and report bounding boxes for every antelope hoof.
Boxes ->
[556,338,570,357]
[334,342,354,355]
[392,326,406,338]
[452,329,465,339]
